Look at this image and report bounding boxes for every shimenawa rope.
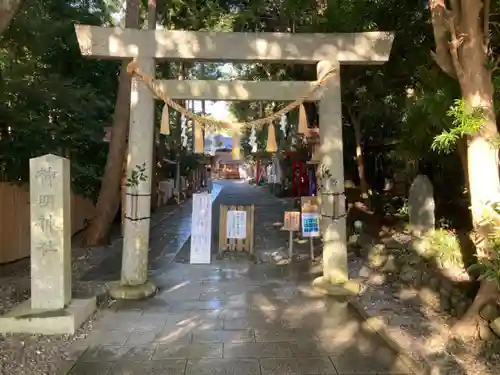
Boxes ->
[126,59,337,130]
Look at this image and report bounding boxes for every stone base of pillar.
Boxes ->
[0,298,96,335]
[109,280,157,300]
[312,276,361,296]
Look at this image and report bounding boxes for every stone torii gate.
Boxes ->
[74,25,394,299]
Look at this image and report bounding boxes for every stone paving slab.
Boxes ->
[59,181,416,375]
[64,259,415,375]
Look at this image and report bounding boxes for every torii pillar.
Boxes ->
[113,57,157,299]
[311,60,356,295]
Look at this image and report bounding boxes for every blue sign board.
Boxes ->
[301,213,320,238]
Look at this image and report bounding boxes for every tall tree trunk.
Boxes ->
[199,64,206,190]
[201,66,206,116]
[175,63,186,202]
[347,108,369,200]
[457,137,470,192]
[83,0,141,246]
[430,0,500,338]
[352,117,369,200]
[0,0,22,35]
[454,62,500,337]
[148,0,160,211]
[454,0,500,337]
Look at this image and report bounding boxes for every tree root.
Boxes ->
[450,280,499,340]
[450,315,481,340]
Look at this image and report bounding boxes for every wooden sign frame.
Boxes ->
[301,196,319,214]
[218,204,255,255]
[283,210,300,260]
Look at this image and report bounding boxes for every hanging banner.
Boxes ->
[160,104,170,135]
[194,124,204,154]
[232,132,242,160]
[266,122,277,152]
[298,103,309,134]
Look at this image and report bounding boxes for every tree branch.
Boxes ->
[0,0,22,36]
[429,0,457,78]
[490,55,500,73]
[447,14,466,79]
[345,105,356,125]
[484,0,491,52]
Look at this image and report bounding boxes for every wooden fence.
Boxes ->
[0,182,95,264]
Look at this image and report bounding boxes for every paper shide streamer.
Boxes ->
[249,124,257,153]
[280,114,287,137]
[209,130,216,156]
[180,115,188,148]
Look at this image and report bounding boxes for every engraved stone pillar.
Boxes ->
[312,61,358,295]
[111,58,157,299]
[0,153,95,334]
[30,154,71,310]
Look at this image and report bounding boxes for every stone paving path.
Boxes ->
[59,180,416,374]
[175,180,312,263]
[64,260,415,375]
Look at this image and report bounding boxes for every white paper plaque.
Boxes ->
[190,192,212,264]
[226,210,247,239]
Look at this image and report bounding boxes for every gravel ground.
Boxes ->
[346,235,500,375]
[0,202,188,375]
[0,244,113,375]
[0,313,101,375]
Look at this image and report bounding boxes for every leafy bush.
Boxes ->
[396,198,409,217]
[432,98,485,154]
[422,228,463,267]
[469,241,500,287]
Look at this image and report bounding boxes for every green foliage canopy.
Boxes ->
[0,0,120,199]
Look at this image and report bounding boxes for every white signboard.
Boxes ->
[301,212,320,238]
[190,192,212,264]
[226,210,247,239]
